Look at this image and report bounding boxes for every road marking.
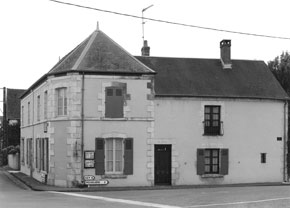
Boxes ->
[48,191,182,208]
[183,196,290,207]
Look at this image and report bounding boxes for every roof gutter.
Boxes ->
[155,94,290,102]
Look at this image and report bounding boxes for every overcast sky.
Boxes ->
[1,0,290,114]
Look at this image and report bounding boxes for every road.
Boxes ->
[1,169,290,208]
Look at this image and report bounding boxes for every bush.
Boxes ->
[7,145,19,154]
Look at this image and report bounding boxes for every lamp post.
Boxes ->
[142,4,153,42]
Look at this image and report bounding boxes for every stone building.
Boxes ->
[20,28,289,187]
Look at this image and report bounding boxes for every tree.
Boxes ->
[268,51,290,95]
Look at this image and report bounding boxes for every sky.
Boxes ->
[1,0,290,113]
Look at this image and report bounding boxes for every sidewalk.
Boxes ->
[2,166,290,192]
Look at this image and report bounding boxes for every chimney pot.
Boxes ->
[141,40,150,56]
[220,39,232,69]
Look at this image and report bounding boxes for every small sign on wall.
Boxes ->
[84,160,95,168]
[84,151,95,168]
[85,151,95,159]
[85,179,109,187]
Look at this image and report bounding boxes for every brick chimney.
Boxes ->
[141,40,150,56]
[220,39,232,69]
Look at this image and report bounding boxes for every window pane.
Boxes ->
[115,161,122,172]
[212,150,219,157]
[212,165,218,173]
[205,107,210,113]
[107,89,113,96]
[205,158,210,165]
[213,107,219,113]
[106,161,113,172]
[205,150,210,157]
[205,121,210,127]
[115,139,122,150]
[116,89,122,96]
[205,165,210,173]
[212,158,218,165]
[213,121,219,127]
[213,114,219,120]
[107,150,113,161]
[107,139,113,150]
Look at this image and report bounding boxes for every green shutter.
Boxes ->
[124,138,133,175]
[197,149,205,175]
[95,138,105,175]
[220,149,229,175]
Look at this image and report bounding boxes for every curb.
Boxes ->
[2,167,290,192]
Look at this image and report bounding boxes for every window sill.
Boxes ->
[102,174,127,179]
[101,117,128,121]
[201,174,224,178]
[203,134,223,137]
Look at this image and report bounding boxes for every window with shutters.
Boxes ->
[105,87,124,118]
[20,138,25,164]
[106,138,123,173]
[204,106,222,135]
[26,138,33,168]
[197,148,229,176]
[35,138,49,172]
[95,137,133,175]
[204,149,219,174]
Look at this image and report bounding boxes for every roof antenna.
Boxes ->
[96,21,99,31]
[142,5,153,42]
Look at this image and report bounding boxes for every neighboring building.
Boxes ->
[20,28,289,188]
[2,88,26,148]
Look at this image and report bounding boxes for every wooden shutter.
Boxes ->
[105,87,124,118]
[124,138,133,175]
[95,138,105,175]
[220,149,229,175]
[196,149,205,175]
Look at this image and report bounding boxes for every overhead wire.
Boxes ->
[49,0,290,40]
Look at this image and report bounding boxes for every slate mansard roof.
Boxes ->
[136,56,289,100]
[22,29,288,101]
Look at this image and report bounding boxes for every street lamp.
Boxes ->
[142,4,154,42]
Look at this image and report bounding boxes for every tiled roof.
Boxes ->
[49,30,154,75]
[135,56,289,100]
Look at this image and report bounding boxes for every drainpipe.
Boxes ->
[31,89,35,177]
[283,101,288,182]
[80,73,85,184]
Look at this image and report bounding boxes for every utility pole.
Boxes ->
[2,87,6,149]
